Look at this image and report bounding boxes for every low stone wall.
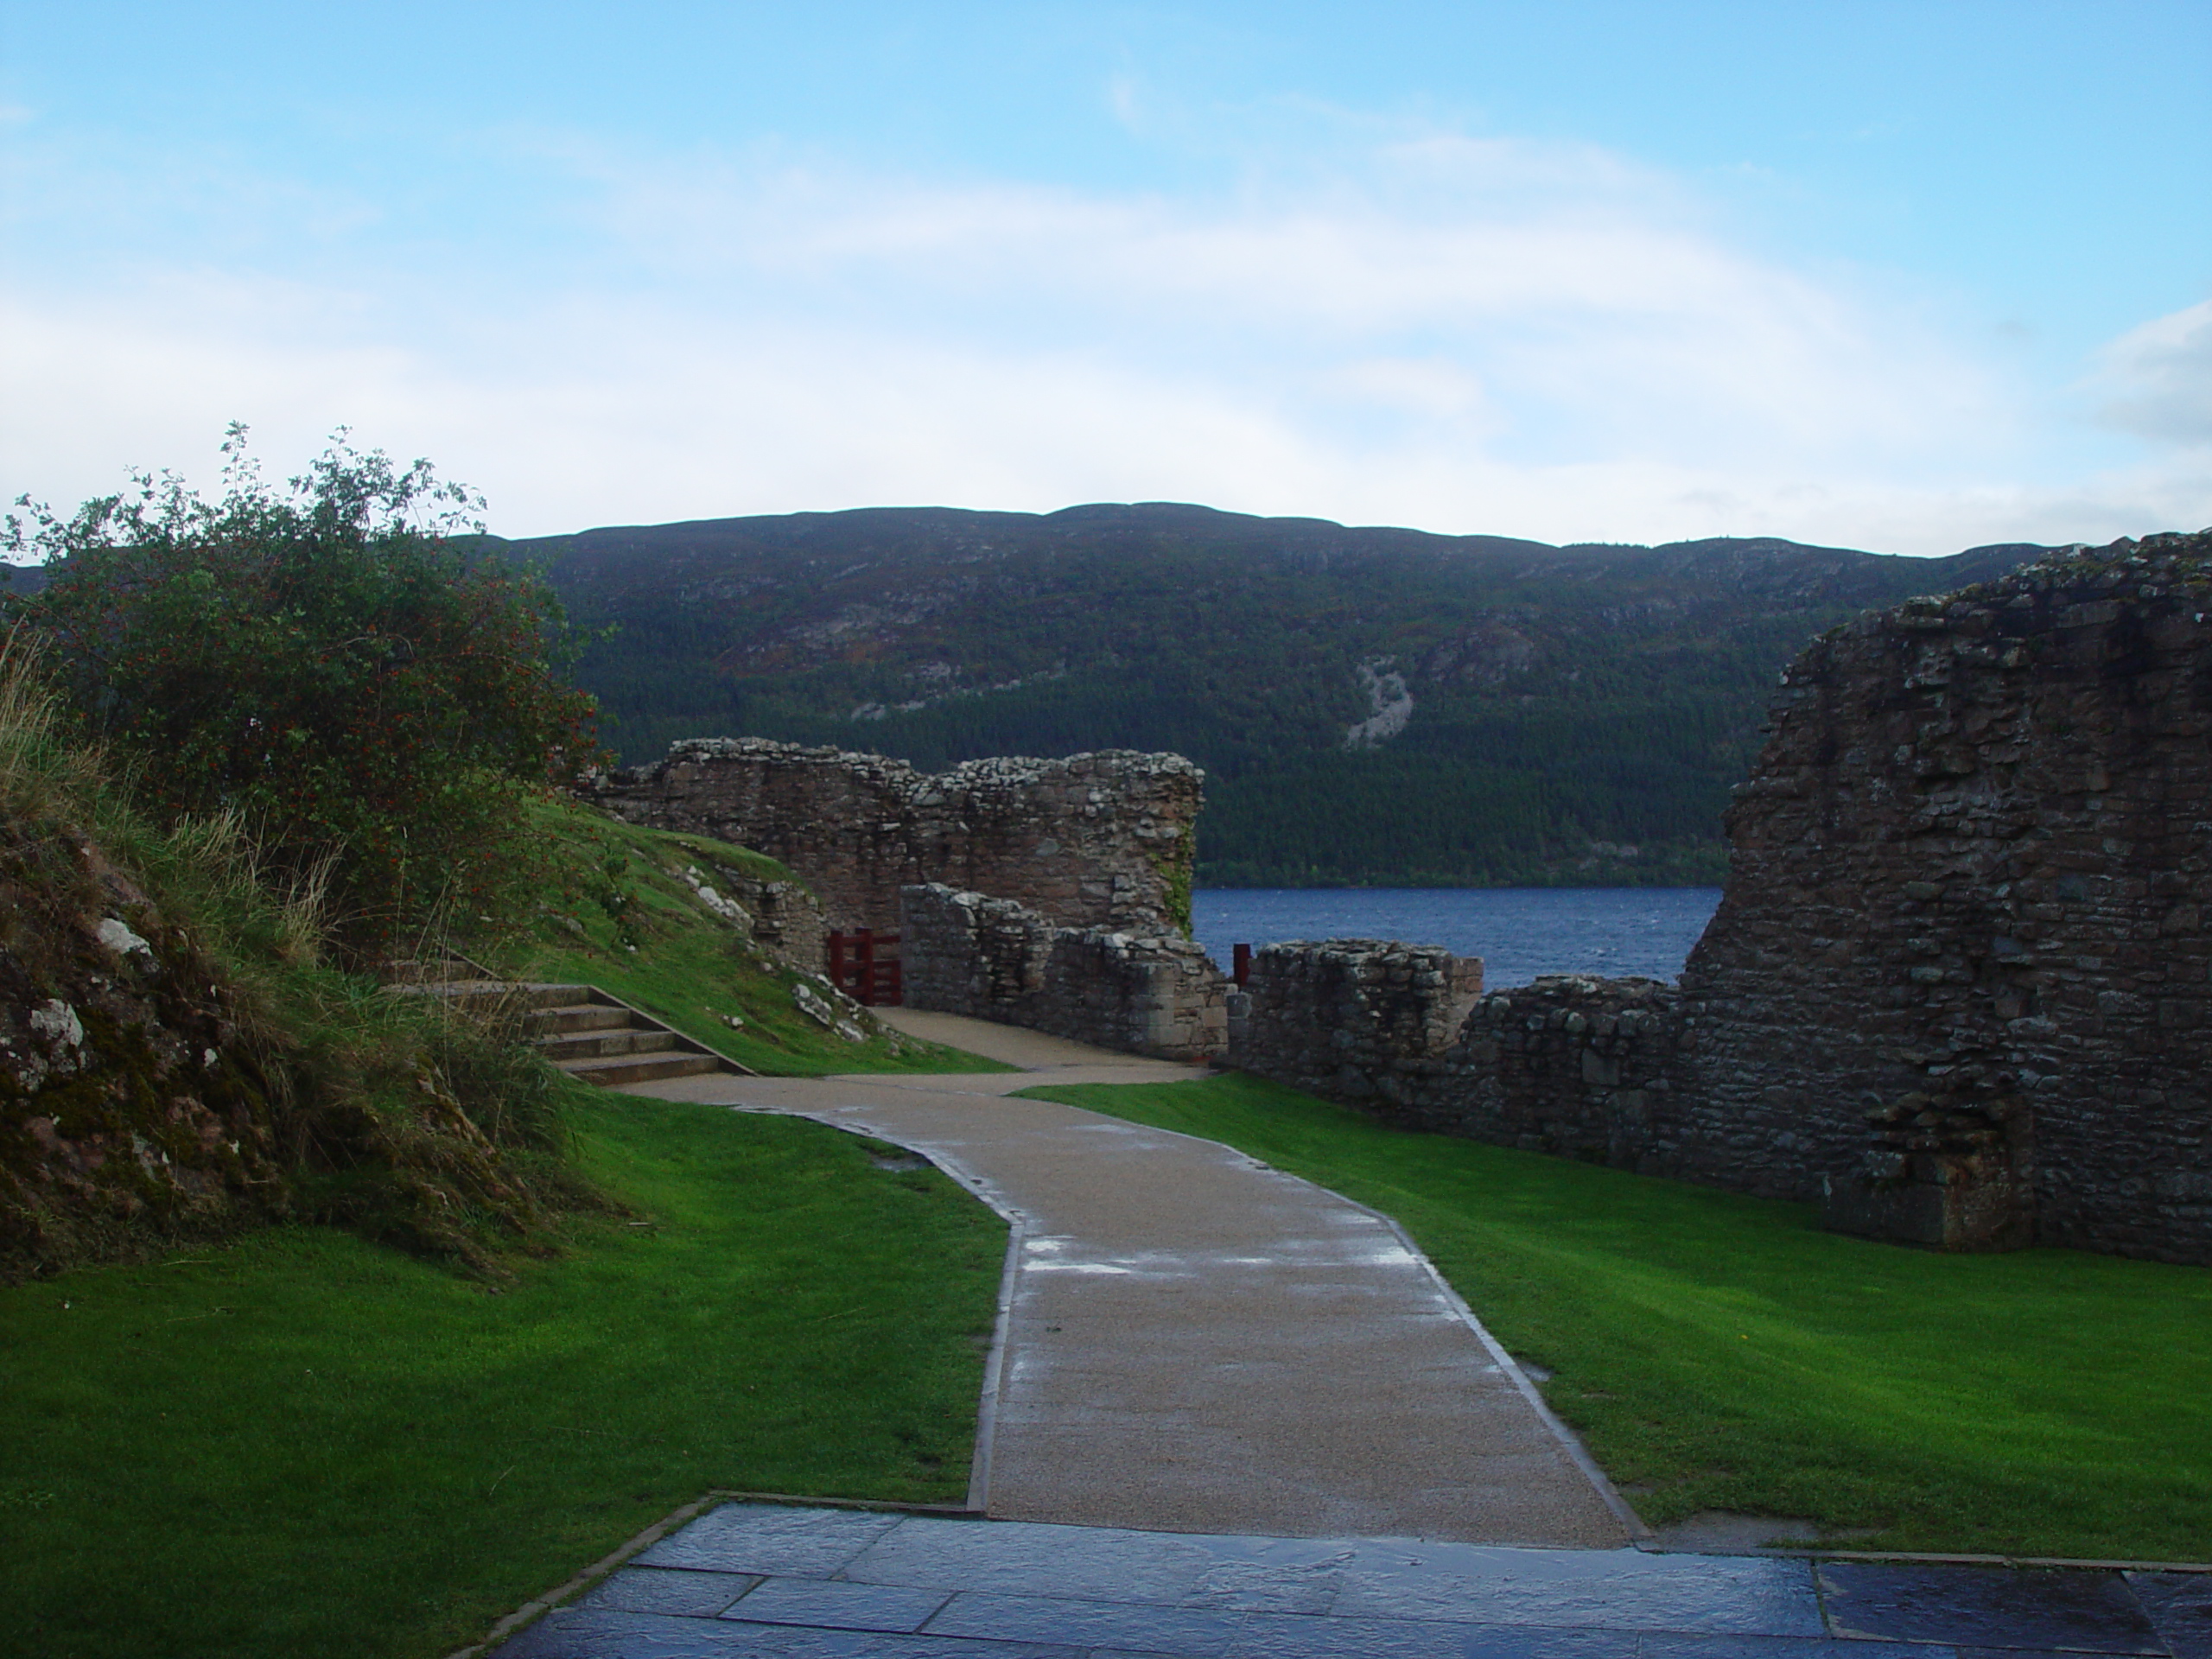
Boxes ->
[588,738,1201,936]
[1227,941,1484,1107]
[1227,951,1694,1172]
[1434,976,1685,1169]
[682,862,827,973]
[900,883,1228,1062]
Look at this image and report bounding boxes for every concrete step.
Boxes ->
[535,1029,683,1062]
[404,975,753,1085]
[436,982,598,1015]
[529,1002,635,1034]
[559,1051,729,1087]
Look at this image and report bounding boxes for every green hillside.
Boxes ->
[510,504,2044,887]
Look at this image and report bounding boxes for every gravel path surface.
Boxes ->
[629,1014,1633,1549]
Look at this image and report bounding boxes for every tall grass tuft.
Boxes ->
[0,624,606,1276]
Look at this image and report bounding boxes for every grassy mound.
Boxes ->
[1027,1071,2212,1564]
[497,798,1011,1076]
[0,635,601,1277]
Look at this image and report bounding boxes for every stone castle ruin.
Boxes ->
[588,739,1229,1063]
[588,738,1201,935]
[597,531,2211,1265]
[1231,531,2212,1267]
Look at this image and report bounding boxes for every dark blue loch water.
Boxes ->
[1191,887,1724,988]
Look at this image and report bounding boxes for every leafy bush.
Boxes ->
[5,427,601,956]
[0,629,604,1275]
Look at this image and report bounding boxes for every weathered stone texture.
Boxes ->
[1227,941,1483,1108]
[588,739,1201,942]
[901,883,1228,1062]
[1230,953,1692,1168]
[1434,976,1682,1168]
[1675,531,2212,1262]
[677,861,827,973]
[1227,532,2212,1265]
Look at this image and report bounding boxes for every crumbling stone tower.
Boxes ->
[1677,531,2212,1262]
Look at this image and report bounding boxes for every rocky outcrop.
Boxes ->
[588,739,1202,943]
[900,883,1228,1062]
[1,823,285,1275]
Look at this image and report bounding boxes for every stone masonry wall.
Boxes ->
[1228,953,1692,1172]
[901,883,1228,1063]
[1227,941,1484,1108]
[676,861,828,974]
[1429,976,1684,1168]
[1228,532,2212,1266]
[1672,531,2212,1262]
[588,739,1201,940]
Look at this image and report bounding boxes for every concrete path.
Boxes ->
[629,1014,1633,1551]
[501,1499,2212,1657]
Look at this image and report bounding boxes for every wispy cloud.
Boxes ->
[3,118,2203,551]
[2093,298,2212,450]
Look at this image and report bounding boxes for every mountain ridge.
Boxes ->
[506,502,2050,887]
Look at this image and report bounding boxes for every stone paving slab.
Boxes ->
[498,1503,2209,1657]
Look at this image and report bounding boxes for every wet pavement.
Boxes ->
[499,1500,2212,1657]
[632,1052,1630,1547]
[587,1017,2210,1657]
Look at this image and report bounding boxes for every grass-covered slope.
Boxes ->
[0,1090,1007,1659]
[1027,1072,2212,1564]
[0,638,592,1277]
[516,504,2049,887]
[497,798,1011,1076]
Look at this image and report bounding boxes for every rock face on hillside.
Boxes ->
[1228,531,2212,1266]
[588,738,1202,938]
[1,822,284,1275]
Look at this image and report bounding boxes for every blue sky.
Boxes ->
[3,2,2207,554]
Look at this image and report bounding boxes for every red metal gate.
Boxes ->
[827,929,903,1007]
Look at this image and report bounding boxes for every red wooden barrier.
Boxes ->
[827,929,904,1006]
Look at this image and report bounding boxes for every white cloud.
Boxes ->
[3,125,2205,554]
[2094,298,2212,448]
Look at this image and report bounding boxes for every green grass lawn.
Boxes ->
[507,804,1014,1077]
[0,1089,1007,1659]
[1023,1072,2212,1564]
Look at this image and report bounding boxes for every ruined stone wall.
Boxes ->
[588,739,1202,938]
[1226,533,2212,1266]
[1672,531,2212,1262]
[900,883,1228,1062]
[1226,941,1484,1108]
[675,861,827,974]
[1428,976,1683,1167]
[1227,950,1694,1173]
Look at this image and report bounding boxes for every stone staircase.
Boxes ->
[429,980,754,1087]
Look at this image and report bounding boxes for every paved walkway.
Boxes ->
[518,1015,2212,1656]
[632,1015,1631,1548]
[502,1499,2212,1656]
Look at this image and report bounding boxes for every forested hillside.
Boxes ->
[510,505,2044,887]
